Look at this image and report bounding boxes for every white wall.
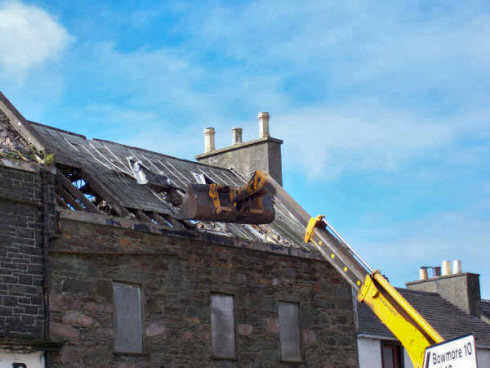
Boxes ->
[477,348,490,367]
[359,337,489,368]
[357,337,382,368]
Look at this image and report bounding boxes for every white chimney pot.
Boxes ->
[204,127,216,153]
[258,112,270,138]
[232,127,243,145]
[442,260,452,276]
[453,260,462,274]
[419,267,428,280]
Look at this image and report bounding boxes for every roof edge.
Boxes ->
[0,92,47,152]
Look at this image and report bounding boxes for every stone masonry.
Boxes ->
[47,213,359,368]
[196,137,283,185]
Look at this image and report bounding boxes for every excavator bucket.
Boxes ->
[178,182,275,224]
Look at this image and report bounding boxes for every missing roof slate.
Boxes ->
[22,120,307,249]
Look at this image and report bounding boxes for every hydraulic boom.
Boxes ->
[179,170,445,368]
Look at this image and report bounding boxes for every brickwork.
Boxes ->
[0,163,46,339]
[48,218,359,368]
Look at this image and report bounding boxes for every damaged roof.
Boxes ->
[0,91,306,248]
[31,121,307,246]
[358,288,490,347]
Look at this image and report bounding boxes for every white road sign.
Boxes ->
[0,350,44,368]
[424,334,478,368]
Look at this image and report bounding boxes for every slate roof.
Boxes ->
[482,300,490,320]
[358,288,490,347]
[24,120,306,248]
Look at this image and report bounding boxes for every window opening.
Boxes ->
[381,341,404,368]
[211,294,236,359]
[192,172,214,184]
[113,283,143,354]
[278,302,302,362]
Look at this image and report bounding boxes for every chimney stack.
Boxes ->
[258,112,270,138]
[196,111,283,185]
[407,260,481,317]
[232,127,243,145]
[204,127,216,153]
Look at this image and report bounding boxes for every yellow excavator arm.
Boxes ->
[179,170,446,368]
[305,216,444,368]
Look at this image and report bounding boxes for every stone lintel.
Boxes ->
[0,338,63,352]
[0,157,40,173]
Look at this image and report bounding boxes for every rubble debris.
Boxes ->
[0,111,40,162]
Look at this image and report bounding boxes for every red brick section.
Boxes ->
[48,218,359,368]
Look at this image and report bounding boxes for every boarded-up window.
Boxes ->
[113,283,143,353]
[211,294,236,358]
[279,302,302,362]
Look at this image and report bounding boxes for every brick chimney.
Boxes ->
[406,260,482,317]
[196,112,283,185]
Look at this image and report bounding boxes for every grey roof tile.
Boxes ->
[358,289,490,347]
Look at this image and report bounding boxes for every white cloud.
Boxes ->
[272,103,458,179]
[0,0,72,80]
[350,201,490,297]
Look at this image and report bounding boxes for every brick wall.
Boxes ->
[0,162,48,339]
[48,217,359,368]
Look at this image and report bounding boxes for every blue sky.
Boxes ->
[1,0,489,297]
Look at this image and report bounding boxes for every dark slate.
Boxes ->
[27,121,306,248]
[482,300,490,320]
[358,288,490,347]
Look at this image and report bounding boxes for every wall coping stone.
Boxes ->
[0,157,40,173]
[195,136,283,159]
[58,209,328,262]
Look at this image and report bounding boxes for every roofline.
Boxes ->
[28,120,86,139]
[0,92,46,152]
[58,209,326,262]
[91,138,240,172]
[357,333,397,341]
[394,288,441,297]
[23,118,242,175]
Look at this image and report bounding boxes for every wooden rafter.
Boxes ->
[56,171,101,213]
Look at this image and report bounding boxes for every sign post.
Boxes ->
[424,334,478,368]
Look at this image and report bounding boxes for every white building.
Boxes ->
[357,262,490,368]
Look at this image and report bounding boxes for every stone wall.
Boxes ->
[196,137,283,185]
[48,217,358,368]
[0,162,48,339]
[406,273,482,316]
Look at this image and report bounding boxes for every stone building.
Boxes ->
[0,92,359,368]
